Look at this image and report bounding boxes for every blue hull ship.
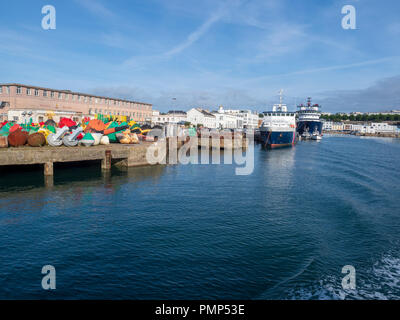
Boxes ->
[261,130,296,148]
[297,97,323,140]
[260,90,297,149]
[297,120,323,136]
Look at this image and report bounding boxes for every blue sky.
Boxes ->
[1,0,399,112]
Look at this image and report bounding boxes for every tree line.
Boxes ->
[321,113,400,122]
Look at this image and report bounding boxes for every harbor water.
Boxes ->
[1,135,400,299]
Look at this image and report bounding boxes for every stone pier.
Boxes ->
[0,143,159,176]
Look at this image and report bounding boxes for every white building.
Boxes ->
[217,108,259,129]
[212,106,240,129]
[212,107,237,129]
[186,108,216,128]
[239,110,259,129]
[323,121,345,131]
[152,110,187,125]
[351,122,399,134]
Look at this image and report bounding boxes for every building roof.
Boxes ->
[167,110,187,115]
[195,108,215,117]
[0,83,152,106]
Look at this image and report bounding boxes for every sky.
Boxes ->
[0,0,399,113]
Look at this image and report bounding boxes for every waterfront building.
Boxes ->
[213,106,240,129]
[323,121,345,131]
[221,108,259,129]
[186,108,217,128]
[212,106,259,129]
[362,110,400,116]
[239,110,259,129]
[0,83,152,123]
[351,122,399,134]
[323,121,333,131]
[151,110,187,125]
[324,121,400,134]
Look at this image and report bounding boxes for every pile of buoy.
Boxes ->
[0,115,155,148]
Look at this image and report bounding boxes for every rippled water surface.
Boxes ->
[1,135,400,299]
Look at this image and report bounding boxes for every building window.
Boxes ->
[0,86,2,94]
[35,89,39,96]
[95,98,98,104]
[43,91,48,97]
[84,97,88,103]
[50,91,55,98]
[27,88,31,95]
[58,92,62,99]
[65,94,69,100]
[13,116,19,121]
[6,86,10,94]
[17,87,22,94]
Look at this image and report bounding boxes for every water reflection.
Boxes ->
[260,146,296,190]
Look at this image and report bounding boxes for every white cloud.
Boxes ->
[123,0,242,67]
[164,9,224,57]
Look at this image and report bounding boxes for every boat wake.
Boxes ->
[285,253,400,300]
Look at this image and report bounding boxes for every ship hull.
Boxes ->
[297,120,323,136]
[260,130,297,148]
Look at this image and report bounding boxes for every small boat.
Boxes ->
[301,127,311,140]
[311,133,322,140]
[311,128,322,140]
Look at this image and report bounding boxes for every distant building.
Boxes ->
[352,122,399,134]
[213,106,238,129]
[215,107,259,129]
[152,110,187,125]
[186,108,216,128]
[239,110,259,129]
[166,110,187,124]
[152,106,259,129]
[323,121,345,131]
[0,83,152,123]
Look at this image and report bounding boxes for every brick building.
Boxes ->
[0,83,152,123]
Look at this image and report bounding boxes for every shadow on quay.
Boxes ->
[0,161,166,193]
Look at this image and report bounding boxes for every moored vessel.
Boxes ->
[260,90,297,148]
[297,97,323,140]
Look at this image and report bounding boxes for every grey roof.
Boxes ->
[0,83,152,106]
[196,108,215,117]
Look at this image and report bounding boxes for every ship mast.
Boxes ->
[279,89,284,107]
